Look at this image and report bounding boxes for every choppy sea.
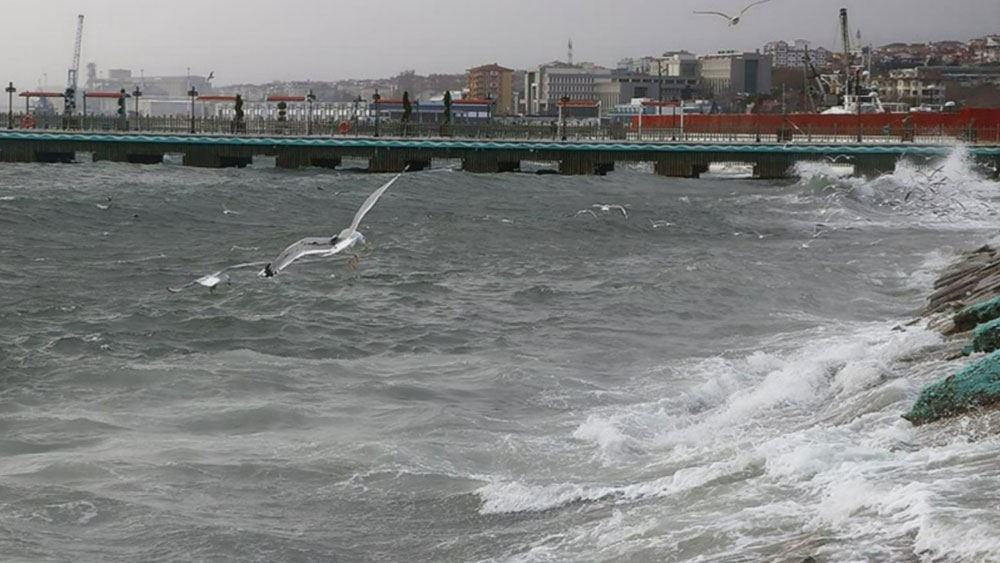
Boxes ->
[1,149,999,563]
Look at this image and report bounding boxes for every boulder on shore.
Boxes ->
[968,317,1000,355]
[953,294,1000,335]
[902,350,1000,426]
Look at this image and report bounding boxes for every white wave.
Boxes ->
[476,452,759,515]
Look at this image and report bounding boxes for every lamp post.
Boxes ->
[372,89,381,138]
[487,93,493,124]
[188,86,198,134]
[306,89,315,135]
[132,86,142,131]
[559,95,569,141]
[5,82,14,129]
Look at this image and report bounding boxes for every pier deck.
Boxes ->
[1,131,998,179]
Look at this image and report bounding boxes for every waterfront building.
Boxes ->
[763,40,833,69]
[467,63,515,116]
[697,51,772,100]
[522,62,612,116]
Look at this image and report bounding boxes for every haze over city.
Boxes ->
[3,0,999,90]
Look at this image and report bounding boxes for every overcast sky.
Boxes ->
[2,0,998,90]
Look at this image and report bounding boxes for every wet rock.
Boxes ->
[967,317,1000,355]
[952,295,1000,335]
[903,350,1000,426]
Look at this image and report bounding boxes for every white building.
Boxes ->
[763,40,833,69]
[522,63,613,116]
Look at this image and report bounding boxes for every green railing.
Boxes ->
[1,113,997,145]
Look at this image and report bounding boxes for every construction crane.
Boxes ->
[64,14,84,117]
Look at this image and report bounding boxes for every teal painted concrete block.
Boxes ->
[903,350,1000,425]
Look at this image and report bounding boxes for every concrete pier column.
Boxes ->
[183,150,252,168]
[852,154,897,178]
[752,155,795,179]
[276,150,310,169]
[654,158,708,178]
[0,141,75,163]
[310,156,342,169]
[276,150,342,169]
[462,153,520,173]
[370,151,429,172]
[93,147,163,164]
[558,155,614,175]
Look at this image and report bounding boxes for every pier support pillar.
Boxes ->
[276,150,342,169]
[852,154,897,178]
[752,156,795,179]
[654,159,708,178]
[0,141,75,163]
[462,154,520,173]
[558,156,614,176]
[33,151,76,164]
[183,151,252,168]
[93,147,163,164]
[276,151,310,169]
[370,150,429,173]
[310,156,342,169]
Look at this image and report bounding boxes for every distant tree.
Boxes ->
[401,91,412,136]
[233,94,245,133]
[402,91,412,123]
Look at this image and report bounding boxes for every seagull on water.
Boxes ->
[168,261,268,293]
[591,204,628,219]
[222,204,240,215]
[259,172,403,278]
[694,0,772,26]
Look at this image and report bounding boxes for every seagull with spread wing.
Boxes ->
[168,261,269,293]
[694,0,772,26]
[259,171,403,278]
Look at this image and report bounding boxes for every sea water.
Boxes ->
[1,149,999,562]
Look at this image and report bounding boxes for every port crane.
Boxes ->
[64,14,84,117]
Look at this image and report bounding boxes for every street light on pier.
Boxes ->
[559,96,570,141]
[188,86,198,134]
[132,86,142,131]
[5,82,15,130]
[373,89,381,138]
[306,89,316,135]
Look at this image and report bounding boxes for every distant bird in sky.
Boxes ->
[259,172,402,278]
[207,71,215,81]
[694,0,772,26]
[168,261,268,293]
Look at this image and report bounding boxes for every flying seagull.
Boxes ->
[824,154,853,163]
[259,172,403,278]
[694,0,772,25]
[592,204,629,219]
[168,261,269,293]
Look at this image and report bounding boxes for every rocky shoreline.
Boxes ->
[904,244,1000,425]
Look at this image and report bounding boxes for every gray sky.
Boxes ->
[2,0,998,90]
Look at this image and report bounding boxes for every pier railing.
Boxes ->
[1,113,998,145]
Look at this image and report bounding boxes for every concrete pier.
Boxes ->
[1,131,997,180]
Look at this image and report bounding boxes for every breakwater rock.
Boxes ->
[907,244,1000,426]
